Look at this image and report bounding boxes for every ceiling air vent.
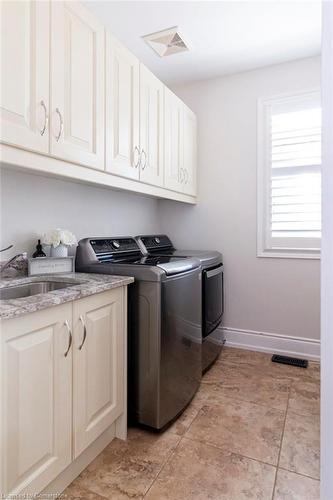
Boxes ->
[142,26,189,57]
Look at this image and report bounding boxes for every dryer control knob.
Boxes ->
[112,240,120,249]
[154,237,161,244]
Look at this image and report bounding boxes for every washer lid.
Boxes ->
[140,248,222,268]
[147,256,200,275]
[168,250,223,268]
[105,255,200,275]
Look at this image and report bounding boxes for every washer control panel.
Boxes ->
[138,235,173,251]
[90,238,140,255]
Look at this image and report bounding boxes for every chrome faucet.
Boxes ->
[0,246,26,275]
[1,254,26,274]
[0,245,13,253]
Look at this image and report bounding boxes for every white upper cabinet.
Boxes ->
[139,64,164,187]
[164,88,184,193]
[0,1,50,153]
[0,1,197,201]
[50,1,105,169]
[1,304,72,497]
[164,91,197,196]
[106,35,140,180]
[183,105,197,196]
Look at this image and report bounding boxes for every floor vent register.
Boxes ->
[271,354,308,368]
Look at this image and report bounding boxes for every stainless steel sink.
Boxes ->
[0,281,79,300]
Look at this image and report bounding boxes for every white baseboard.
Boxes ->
[221,326,320,361]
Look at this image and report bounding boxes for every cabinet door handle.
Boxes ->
[55,108,63,142]
[133,146,140,168]
[78,315,87,350]
[141,149,147,170]
[64,320,72,357]
[40,100,48,136]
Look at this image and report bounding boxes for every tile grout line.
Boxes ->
[63,483,110,500]
[271,379,292,500]
[203,370,314,387]
[285,407,320,419]
[181,434,279,469]
[82,487,109,500]
[213,359,319,384]
[198,389,288,414]
[278,466,320,482]
[143,435,184,498]
[168,403,206,439]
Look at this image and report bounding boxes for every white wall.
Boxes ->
[158,56,321,344]
[0,168,160,257]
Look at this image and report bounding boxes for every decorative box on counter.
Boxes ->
[28,257,75,276]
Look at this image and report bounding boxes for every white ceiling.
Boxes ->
[85,1,321,85]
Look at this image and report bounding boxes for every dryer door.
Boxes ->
[203,264,223,337]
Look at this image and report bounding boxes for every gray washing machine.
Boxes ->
[76,237,202,430]
[135,234,224,373]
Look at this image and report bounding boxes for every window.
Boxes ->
[257,90,321,258]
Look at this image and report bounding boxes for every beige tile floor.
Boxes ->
[63,347,320,500]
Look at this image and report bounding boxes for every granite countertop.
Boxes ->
[0,273,134,320]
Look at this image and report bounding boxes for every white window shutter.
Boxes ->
[258,90,321,259]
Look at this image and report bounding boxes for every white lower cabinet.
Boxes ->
[0,288,126,499]
[0,304,72,497]
[73,288,125,457]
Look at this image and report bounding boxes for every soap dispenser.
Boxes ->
[32,239,46,258]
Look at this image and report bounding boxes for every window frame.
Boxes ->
[257,89,321,260]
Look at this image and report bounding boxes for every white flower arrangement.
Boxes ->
[42,229,77,248]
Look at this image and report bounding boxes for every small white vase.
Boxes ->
[51,244,68,258]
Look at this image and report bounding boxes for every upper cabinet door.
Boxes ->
[139,64,164,187]
[183,105,197,196]
[164,88,184,193]
[106,34,140,180]
[50,2,105,169]
[0,1,49,153]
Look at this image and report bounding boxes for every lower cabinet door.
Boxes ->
[73,288,125,458]
[1,304,72,497]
